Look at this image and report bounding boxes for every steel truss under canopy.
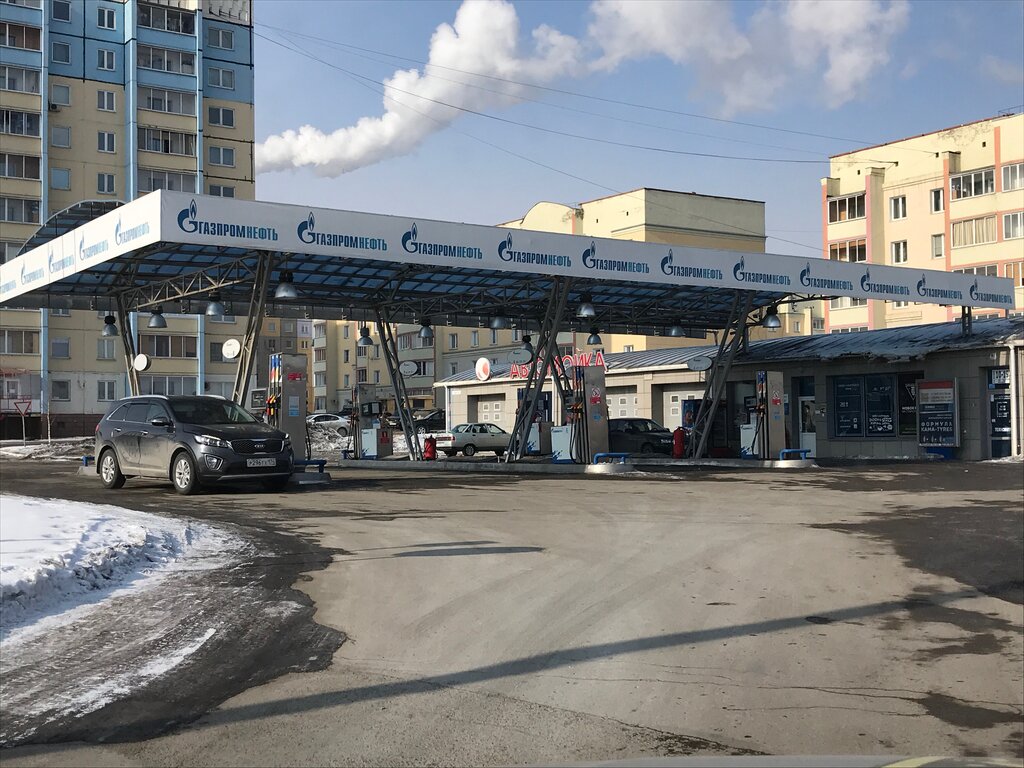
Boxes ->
[1,192,1014,461]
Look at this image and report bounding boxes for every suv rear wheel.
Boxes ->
[171,451,201,495]
[99,449,126,489]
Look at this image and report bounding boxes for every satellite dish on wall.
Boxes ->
[686,355,713,372]
[508,348,532,364]
[132,353,151,372]
[398,360,418,376]
[222,338,241,360]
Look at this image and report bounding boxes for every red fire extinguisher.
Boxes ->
[423,434,437,461]
[672,426,686,459]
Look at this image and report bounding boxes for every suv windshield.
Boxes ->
[169,398,257,425]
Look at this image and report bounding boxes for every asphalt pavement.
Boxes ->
[0,459,1021,765]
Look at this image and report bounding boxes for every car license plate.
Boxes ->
[246,458,276,468]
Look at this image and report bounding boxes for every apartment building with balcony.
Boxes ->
[1,0,256,436]
[821,112,1024,333]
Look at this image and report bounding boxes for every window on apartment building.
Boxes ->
[890,240,908,264]
[827,193,865,223]
[489,329,497,344]
[448,333,458,350]
[49,167,70,190]
[343,349,349,363]
[209,185,234,197]
[313,372,326,387]
[342,325,349,339]
[1,153,41,180]
[0,329,38,353]
[1006,261,1024,287]
[397,334,410,350]
[449,362,457,376]
[52,0,71,22]
[139,375,197,396]
[2,109,41,137]
[48,307,70,316]
[208,313,235,323]
[50,40,70,64]
[792,320,801,333]
[97,173,115,194]
[828,238,866,262]
[138,334,197,358]
[930,188,943,213]
[313,348,326,363]
[953,265,999,277]
[812,317,825,331]
[208,28,233,49]
[313,322,325,338]
[1003,211,1023,241]
[97,6,115,29]
[208,342,225,363]
[138,127,196,157]
[1,65,41,94]
[1003,162,1024,192]
[356,368,367,383]
[830,327,868,334]
[1,197,41,223]
[356,344,366,357]
[138,3,195,35]
[97,49,115,71]
[1,241,21,264]
[97,380,116,401]
[373,370,380,384]
[208,106,235,128]
[50,82,70,106]
[209,146,234,166]
[950,168,994,200]
[889,195,907,220]
[97,89,115,111]
[208,67,234,89]
[139,86,196,116]
[419,334,433,348]
[1,22,41,50]
[622,345,634,353]
[97,131,115,153]
[50,124,70,147]
[951,215,997,248]
[51,380,70,401]
[282,320,294,333]
[342,375,349,388]
[137,44,195,75]
[97,337,116,359]
[471,330,479,347]
[931,233,945,259]
[891,300,910,309]
[138,168,195,193]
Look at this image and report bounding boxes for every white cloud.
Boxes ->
[257,0,583,176]
[981,55,1024,85]
[257,0,910,177]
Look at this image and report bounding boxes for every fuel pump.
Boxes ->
[267,353,309,459]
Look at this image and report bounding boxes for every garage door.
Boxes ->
[606,386,637,418]
[476,394,507,429]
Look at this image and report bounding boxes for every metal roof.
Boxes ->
[437,317,1024,384]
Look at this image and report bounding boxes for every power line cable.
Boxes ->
[257,30,822,254]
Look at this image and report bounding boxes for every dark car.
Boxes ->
[608,418,674,455]
[95,395,293,495]
[384,408,446,434]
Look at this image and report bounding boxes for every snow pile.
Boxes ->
[0,494,240,635]
[0,437,94,462]
[984,454,1024,463]
[307,424,352,452]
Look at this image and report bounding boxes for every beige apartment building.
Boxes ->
[822,112,1024,333]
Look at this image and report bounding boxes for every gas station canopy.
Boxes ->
[2,191,1015,333]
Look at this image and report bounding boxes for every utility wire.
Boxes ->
[256,30,822,254]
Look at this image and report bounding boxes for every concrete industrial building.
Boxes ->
[822,112,1024,333]
[0,0,263,436]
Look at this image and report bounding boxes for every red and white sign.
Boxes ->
[510,350,607,379]
[14,400,31,416]
[475,357,491,382]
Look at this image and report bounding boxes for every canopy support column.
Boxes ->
[375,308,421,461]
[504,278,572,462]
[686,290,754,459]
[115,294,139,396]
[231,252,271,406]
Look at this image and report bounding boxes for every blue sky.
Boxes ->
[252,0,1024,258]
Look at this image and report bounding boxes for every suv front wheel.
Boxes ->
[171,451,201,495]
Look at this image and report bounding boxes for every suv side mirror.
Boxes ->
[151,416,172,428]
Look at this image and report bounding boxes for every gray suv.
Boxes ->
[95,395,293,494]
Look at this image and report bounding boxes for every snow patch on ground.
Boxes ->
[984,454,1024,463]
[0,494,242,639]
[0,437,94,462]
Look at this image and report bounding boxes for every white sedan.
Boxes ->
[306,413,351,436]
[435,423,509,457]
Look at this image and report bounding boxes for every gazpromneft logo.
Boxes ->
[20,260,44,285]
[969,278,1013,305]
[177,199,278,240]
[660,249,723,281]
[860,268,910,296]
[799,261,852,291]
[732,256,791,287]
[497,233,570,268]
[916,274,962,301]
[582,240,648,274]
[48,247,73,273]
[297,212,387,251]
[77,235,109,263]
[402,222,482,260]
[115,217,150,246]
